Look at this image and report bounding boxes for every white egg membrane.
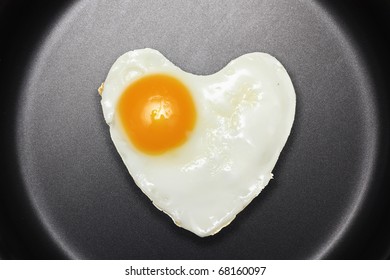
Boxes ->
[101,49,295,237]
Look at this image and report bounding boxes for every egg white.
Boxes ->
[101,48,295,237]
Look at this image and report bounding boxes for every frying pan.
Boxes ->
[0,0,389,259]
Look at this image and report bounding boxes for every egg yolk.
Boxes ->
[117,74,196,155]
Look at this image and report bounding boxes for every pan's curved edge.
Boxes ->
[316,0,390,260]
[0,0,75,259]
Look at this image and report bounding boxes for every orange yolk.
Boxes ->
[117,74,196,155]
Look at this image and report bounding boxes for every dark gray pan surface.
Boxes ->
[1,0,389,259]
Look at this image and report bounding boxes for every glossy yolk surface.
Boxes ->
[117,74,196,155]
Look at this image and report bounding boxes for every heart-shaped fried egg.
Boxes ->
[100,48,295,237]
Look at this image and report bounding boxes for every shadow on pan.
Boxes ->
[0,0,389,259]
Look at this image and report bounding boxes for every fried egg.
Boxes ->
[100,48,295,237]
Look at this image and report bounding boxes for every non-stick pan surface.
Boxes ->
[1,0,389,259]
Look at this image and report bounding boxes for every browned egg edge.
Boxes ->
[98,82,104,96]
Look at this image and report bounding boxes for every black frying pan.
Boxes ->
[1,0,389,259]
